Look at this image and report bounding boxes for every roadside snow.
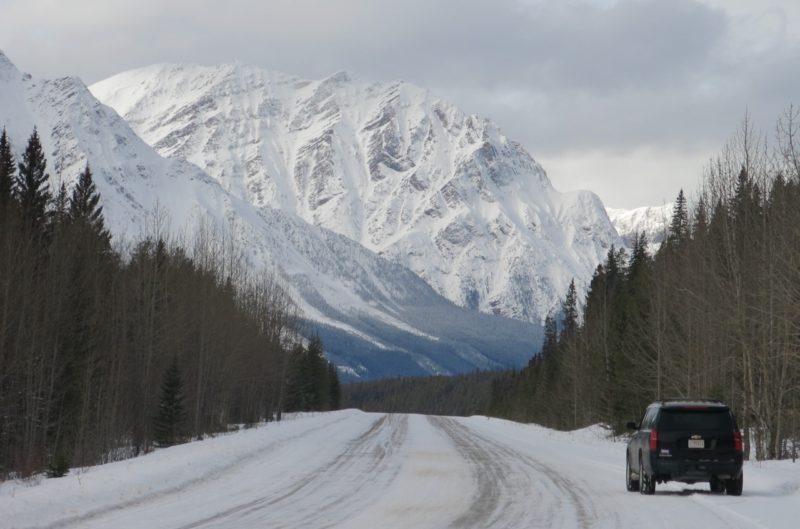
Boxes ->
[0,411,365,528]
[2,411,798,529]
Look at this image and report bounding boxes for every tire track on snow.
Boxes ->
[178,413,408,529]
[31,414,353,529]
[431,416,613,529]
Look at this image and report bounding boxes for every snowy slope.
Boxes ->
[0,51,226,241]
[0,50,538,379]
[607,204,672,255]
[91,63,622,322]
[2,410,797,529]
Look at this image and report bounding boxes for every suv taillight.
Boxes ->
[734,430,743,452]
[649,430,657,450]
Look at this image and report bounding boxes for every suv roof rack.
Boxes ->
[656,398,727,406]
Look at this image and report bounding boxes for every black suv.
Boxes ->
[626,400,743,495]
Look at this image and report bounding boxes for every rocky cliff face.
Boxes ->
[91,62,622,322]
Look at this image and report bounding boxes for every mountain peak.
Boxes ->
[606,204,671,252]
[0,49,21,81]
[91,63,622,323]
[323,69,353,84]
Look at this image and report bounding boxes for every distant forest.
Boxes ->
[0,128,339,479]
[344,371,505,417]
[347,108,800,461]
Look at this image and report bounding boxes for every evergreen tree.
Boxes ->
[51,181,69,229]
[306,336,329,410]
[561,279,579,340]
[69,165,107,232]
[692,197,708,239]
[629,232,649,273]
[533,314,560,413]
[538,315,558,361]
[667,189,690,244]
[0,128,15,212]
[284,344,311,412]
[284,337,339,412]
[46,451,70,479]
[153,359,187,447]
[69,164,111,257]
[327,362,341,410]
[15,128,51,230]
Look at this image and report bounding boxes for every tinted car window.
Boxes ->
[658,408,733,432]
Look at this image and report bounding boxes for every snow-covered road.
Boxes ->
[2,410,798,528]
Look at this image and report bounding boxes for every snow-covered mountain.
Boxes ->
[91,63,622,323]
[606,204,671,255]
[0,50,539,380]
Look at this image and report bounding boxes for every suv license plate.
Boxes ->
[688,439,704,449]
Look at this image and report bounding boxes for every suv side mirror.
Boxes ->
[626,421,639,430]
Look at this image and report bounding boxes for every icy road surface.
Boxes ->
[2,410,798,528]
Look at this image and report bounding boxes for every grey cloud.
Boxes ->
[1,0,797,207]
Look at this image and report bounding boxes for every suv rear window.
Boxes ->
[658,408,733,432]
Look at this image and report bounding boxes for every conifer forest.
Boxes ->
[0,128,340,479]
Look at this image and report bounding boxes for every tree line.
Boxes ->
[343,370,504,417]
[284,336,342,413]
[490,109,800,460]
[344,110,800,462]
[0,127,340,479]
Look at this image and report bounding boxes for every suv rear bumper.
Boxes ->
[651,457,742,483]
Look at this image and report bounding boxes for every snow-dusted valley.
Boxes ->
[90,62,622,324]
[3,411,797,529]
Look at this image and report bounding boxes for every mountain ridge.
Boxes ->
[0,50,539,380]
[606,204,671,255]
[91,61,623,323]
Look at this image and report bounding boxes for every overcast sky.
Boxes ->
[1,0,798,208]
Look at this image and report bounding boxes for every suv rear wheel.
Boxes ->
[726,473,743,496]
[626,454,639,492]
[639,457,655,495]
